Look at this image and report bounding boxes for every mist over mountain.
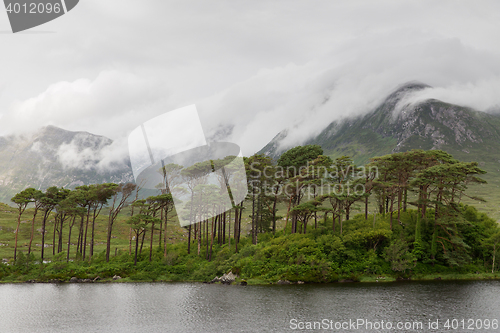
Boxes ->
[258,81,500,220]
[259,82,500,168]
[0,125,133,203]
[3,81,500,209]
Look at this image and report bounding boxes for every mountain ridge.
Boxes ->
[258,81,500,219]
[259,82,500,165]
[0,125,133,203]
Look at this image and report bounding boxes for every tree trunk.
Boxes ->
[365,196,369,220]
[205,219,209,260]
[139,231,146,255]
[14,215,22,261]
[41,211,49,262]
[234,207,239,253]
[238,203,243,242]
[83,213,90,260]
[58,217,64,253]
[389,198,394,230]
[76,224,80,255]
[52,218,57,256]
[252,185,256,244]
[272,188,278,234]
[106,220,113,262]
[397,189,402,225]
[213,215,217,245]
[218,213,222,245]
[77,215,84,256]
[67,216,76,262]
[197,221,201,256]
[403,188,407,212]
[134,232,140,265]
[292,194,300,234]
[209,216,216,261]
[149,218,155,262]
[128,228,132,256]
[284,196,293,235]
[339,215,343,235]
[187,225,192,254]
[28,209,38,255]
[89,213,96,260]
[194,222,198,247]
[164,208,169,257]
[257,192,261,233]
[222,212,226,244]
[159,206,163,249]
[187,189,194,254]
[228,210,231,249]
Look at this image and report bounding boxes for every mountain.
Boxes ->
[259,82,500,219]
[0,126,133,203]
[259,82,500,165]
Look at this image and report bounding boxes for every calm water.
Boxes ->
[1,280,500,332]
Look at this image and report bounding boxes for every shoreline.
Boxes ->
[2,273,499,285]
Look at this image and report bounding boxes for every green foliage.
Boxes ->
[412,217,425,259]
[14,251,36,274]
[2,147,500,284]
[383,237,417,272]
[277,145,323,177]
[1,205,497,283]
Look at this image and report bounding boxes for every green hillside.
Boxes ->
[259,83,500,220]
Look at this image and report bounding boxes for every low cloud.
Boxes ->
[199,34,500,154]
[1,70,166,139]
[56,134,130,172]
[3,1,500,163]
[394,78,500,115]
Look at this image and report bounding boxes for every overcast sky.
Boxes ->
[2,0,500,158]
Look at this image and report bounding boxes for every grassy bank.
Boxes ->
[2,207,499,285]
[2,253,499,285]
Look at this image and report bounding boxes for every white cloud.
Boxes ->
[1,70,166,138]
[56,134,130,172]
[198,32,500,154]
[394,78,500,114]
[2,0,500,162]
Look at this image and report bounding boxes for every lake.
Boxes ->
[1,280,499,332]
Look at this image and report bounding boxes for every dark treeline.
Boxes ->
[4,145,500,282]
[11,183,139,263]
[243,146,499,271]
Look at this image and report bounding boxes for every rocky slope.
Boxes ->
[0,126,133,202]
[259,82,500,166]
[258,82,500,219]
